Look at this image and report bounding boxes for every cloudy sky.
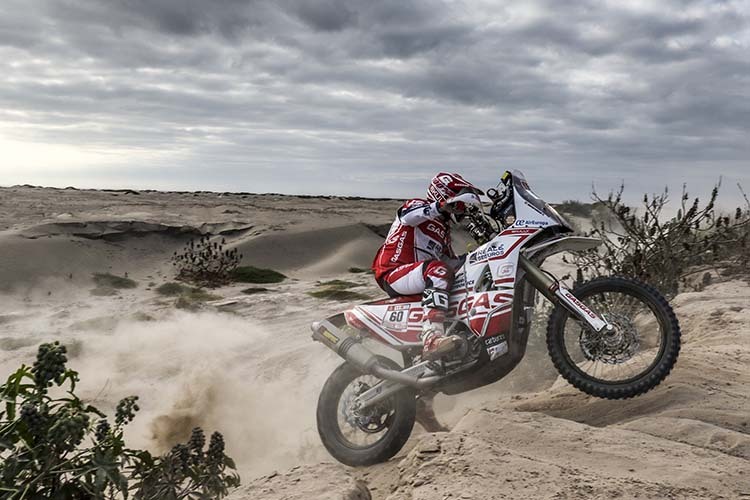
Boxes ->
[1,0,748,205]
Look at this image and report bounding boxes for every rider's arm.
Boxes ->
[443,240,463,269]
[397,200,443,227]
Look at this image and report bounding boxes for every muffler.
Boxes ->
[311,320,381,374]
[311,320,441,390]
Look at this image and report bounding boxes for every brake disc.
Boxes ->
[341,380,392,433]
[579,313,640,364]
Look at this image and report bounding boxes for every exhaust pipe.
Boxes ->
[311,320,440,389]
[311,320,380,374]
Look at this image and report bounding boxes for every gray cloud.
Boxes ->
[0,0,748,206]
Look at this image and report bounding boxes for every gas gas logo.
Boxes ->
[390,231,408,263]
[563,291,597,319]
[405,292,512,322]
[426,223,446,239]
[456,292,511,316]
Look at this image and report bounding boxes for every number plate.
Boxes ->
[383,304,409,331]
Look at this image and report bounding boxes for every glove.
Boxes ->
[439,199,466,214]
[439,192,481,215]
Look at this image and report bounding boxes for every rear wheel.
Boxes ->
[316,356,416,466]
[546,277,680,399]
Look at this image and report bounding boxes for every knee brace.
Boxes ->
[423,260,454,291]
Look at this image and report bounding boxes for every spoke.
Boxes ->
[336,374,394,448]
[562,289,663,384]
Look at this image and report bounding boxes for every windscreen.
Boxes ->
[510,170,572,230]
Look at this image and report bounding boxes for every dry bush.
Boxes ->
[172,236,242,287]
[566,182,750,297]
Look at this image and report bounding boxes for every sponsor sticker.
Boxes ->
[468,244,506,264]
[322,330,339,344]
[487,341,508,360]
[484,334,506,347]
[497,263,515,277]
[514,219,550,227]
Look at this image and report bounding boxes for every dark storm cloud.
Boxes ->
[0,0,748,204]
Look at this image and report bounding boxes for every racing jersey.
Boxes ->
[372,198,456,282]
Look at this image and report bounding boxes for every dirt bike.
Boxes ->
[312,170,681,466]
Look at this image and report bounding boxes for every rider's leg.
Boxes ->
[379,260,459,360]
[377,261,426,297]
[420,260,459,360]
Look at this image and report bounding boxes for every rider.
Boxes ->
[372,173,483,361]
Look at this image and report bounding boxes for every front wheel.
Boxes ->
[316,356,416,466]
[546,276,680,399]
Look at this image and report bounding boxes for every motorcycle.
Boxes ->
[311,170,681,466]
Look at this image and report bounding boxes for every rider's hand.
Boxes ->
[439,192,481,215]
[439,199,466,215]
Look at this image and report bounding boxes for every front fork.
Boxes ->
[518,254,611,332]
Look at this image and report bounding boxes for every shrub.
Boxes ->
[308,280,369,301]
[553,200,598,218]
[172,236,242,287]
[308,289,371,301]
[566,183,750,297]
[229,266,286,284]
[0,342,240,499]
[155,282,185,296]
[348,267,372,274]
[93,273,138,289]
[316,280,361,290]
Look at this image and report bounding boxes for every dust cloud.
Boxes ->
[2,304,337,478]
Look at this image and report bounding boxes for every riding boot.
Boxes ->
[421,288,460,361]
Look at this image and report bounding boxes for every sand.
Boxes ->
[0,185,748,500]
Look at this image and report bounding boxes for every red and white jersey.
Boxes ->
[372,198,456,282]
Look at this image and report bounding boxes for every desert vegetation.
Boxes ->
[347,267,372,274]
[308,280,370,301]
[228,266,285,284]
[0,342,240,499]
[172,236,286,287]
[91,273,138,296]
[155,282,220,311]
[566,183,750,296]
[172,236,242,287]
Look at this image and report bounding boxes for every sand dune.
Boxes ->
[231,223,383,277]
[1,185,748,500]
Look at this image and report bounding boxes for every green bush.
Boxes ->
[229,266,286,284]
[155,282,218,301]
[308,289,371,301]
[316,280,361,290]
[93,273,138,289]
[308,279,370,301]
[347,267,372,274]
[0,342,240,499]
[154,282,184,296]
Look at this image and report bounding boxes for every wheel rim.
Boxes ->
[335,374,396,449]
[559,288,666,385]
